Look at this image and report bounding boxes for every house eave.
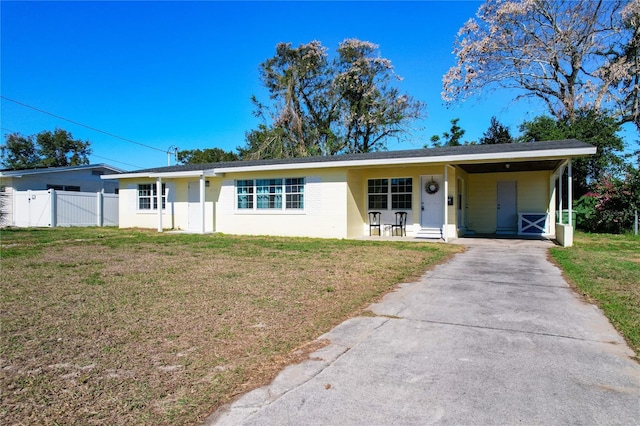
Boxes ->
[1,163,125,177]
[214,147,597,174]
[101,170,219,180]
[99,143,596,180]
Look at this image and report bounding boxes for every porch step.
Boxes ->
[415,227,442,239]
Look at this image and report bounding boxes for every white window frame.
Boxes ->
[137,183,166,211]
[235,178,305,212]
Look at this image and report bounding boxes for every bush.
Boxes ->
[574,172,639,233]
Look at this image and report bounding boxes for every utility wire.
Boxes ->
[1,96,167,153]
[91,154,141,170]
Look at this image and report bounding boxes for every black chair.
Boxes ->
[390,212,407,236]
[368,211,382,236]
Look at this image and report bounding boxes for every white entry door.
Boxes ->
[420,175,444,228]
[187,181,201,231]
[496,181,517,234]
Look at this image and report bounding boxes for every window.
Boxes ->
[285,178,304,209]
[391,178,412,209]
[236,178,304,210]
[138,183,166,210]
[257,179,283,209]
[236,180,254,209]
[46,184,81,192]
[368,179,388,210]
[368,178,412,210]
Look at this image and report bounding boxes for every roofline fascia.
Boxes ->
[99,146,596,179]
[101,170,218,179]
[1,164,125,177]
[214,147,597,174]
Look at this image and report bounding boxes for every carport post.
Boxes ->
[156,177,163,232]
[558,165,564,224]
[568,160,573,227]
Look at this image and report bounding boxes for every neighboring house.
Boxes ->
[102,140,596,246]
[0,164,123,226]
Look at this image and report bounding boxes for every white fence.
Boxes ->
[10,190,118,227]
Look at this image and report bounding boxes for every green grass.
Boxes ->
[0,227,460,425]
[550,232,640,355]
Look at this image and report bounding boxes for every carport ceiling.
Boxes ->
[457,159,563,174]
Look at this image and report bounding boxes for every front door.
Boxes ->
[496,181,517,234]
[420,175,444,228]
[188,181,201,231]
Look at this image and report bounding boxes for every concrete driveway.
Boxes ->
[207,239,640,425]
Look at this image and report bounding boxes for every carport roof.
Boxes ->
[102,139,595,179]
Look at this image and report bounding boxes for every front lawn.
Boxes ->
[550,232,640,356]
[0,227,460,425]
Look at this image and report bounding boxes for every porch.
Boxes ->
[351,157,578,246]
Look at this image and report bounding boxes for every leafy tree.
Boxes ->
[479,116,513,145]
[244,39,424,159]
[36,129,91,168]
[238,125,289,160]
[177,148,238,164]
[429,118,466,147]
[0,133,40,169]
[519,110,627,196]
[1,129,90,170]
[250,41,331,159]
[444,0,640,130]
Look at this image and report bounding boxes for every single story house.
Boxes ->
[101,139,596,246]
[0,164,123,226]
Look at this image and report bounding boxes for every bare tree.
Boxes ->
[244,39,424,159]
[443,0,640,129]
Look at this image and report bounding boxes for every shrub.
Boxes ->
[575,171,639,233]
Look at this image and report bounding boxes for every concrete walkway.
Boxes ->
[206,239,640,425]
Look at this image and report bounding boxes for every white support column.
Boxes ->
[548,171,556,230]
[200,174,206,234]
[443,165,449,242]
[156,177,163,232]
[568,160,573,227]
[558,165,564,224]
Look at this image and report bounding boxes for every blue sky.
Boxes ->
[2,1,638,171]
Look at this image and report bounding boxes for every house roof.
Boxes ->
[103,139,596,179]
[0,163,125,178]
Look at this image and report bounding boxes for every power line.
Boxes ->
[1,96,167,153]
[91,154,142,170]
